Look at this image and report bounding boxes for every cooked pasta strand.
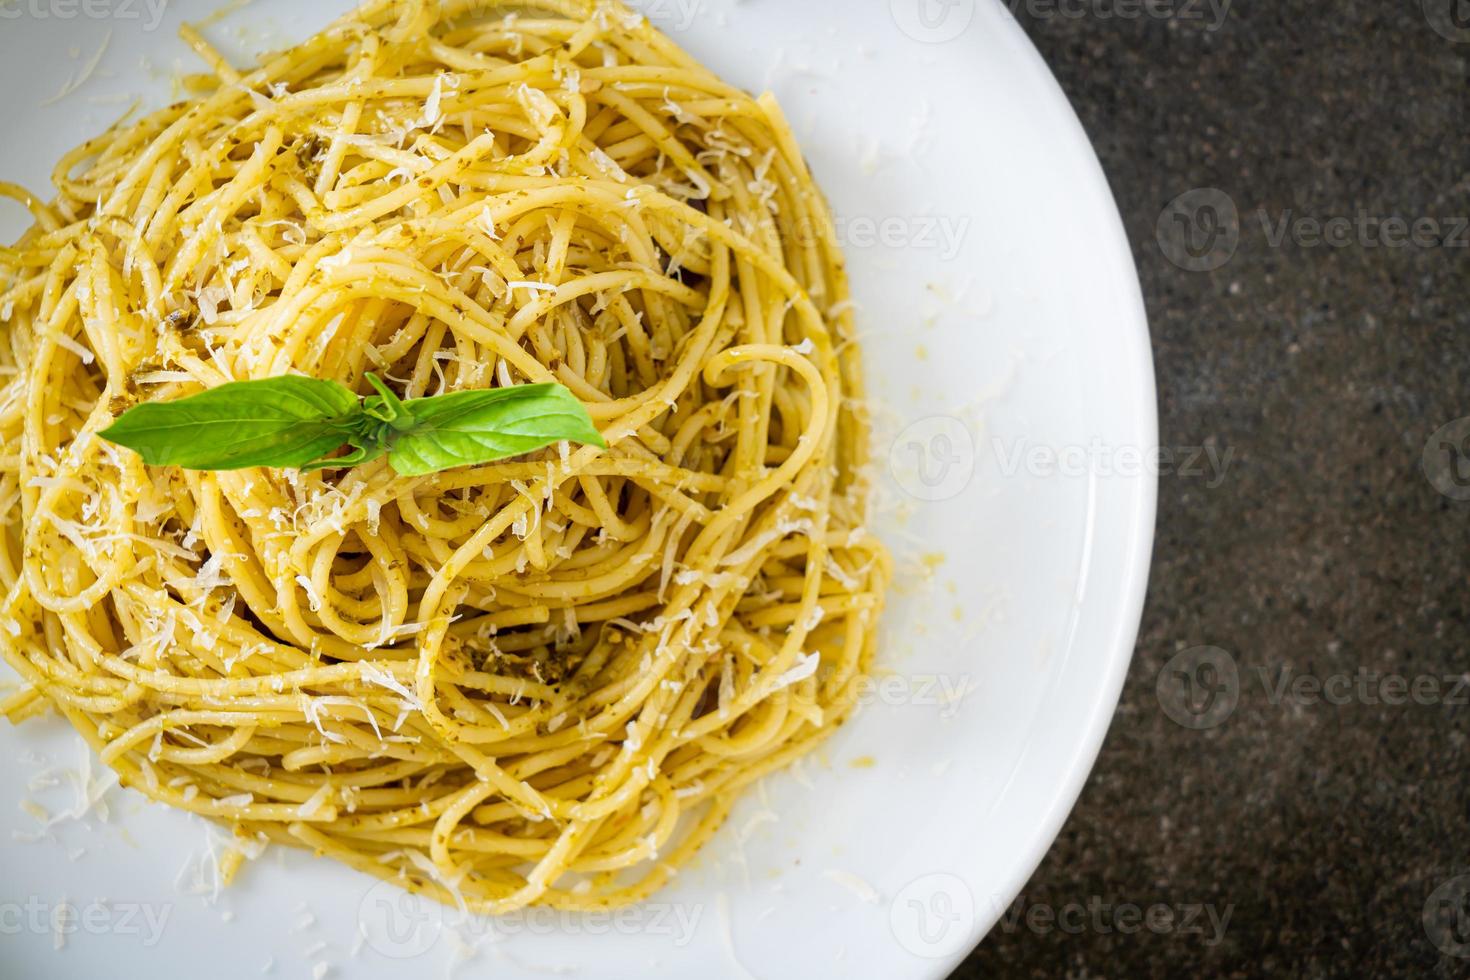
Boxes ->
[0,0,888,913]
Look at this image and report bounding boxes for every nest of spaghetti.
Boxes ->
[0,0,888,911]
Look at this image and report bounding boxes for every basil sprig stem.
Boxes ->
[100,374,606,477]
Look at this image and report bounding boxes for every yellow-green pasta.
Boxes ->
[0,0,889,913]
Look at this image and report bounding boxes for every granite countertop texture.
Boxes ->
[956,2,1470,978]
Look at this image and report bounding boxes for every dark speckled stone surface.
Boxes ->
[955,2,1470,978]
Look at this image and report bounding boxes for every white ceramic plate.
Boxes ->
[0,2,1156,977]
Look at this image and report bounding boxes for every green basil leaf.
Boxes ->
[99,373,603,478]
[362,373,417,432]
[300,431,389,473]
[387,383,607,477]
[100,376,360,471]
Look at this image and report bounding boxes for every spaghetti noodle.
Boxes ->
[0,0,888,912]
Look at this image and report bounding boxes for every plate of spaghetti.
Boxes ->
[0,2,1155,978]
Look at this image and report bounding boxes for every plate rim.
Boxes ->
[927,3,1160,974]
